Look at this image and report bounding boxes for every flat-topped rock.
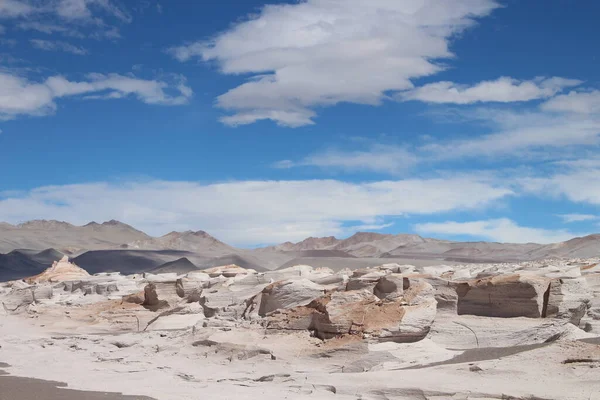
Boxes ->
[457,274,550,318]
[203,264,255,278]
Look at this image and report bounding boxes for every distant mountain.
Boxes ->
[261,232,436,258]
[260,232,600,261]
[2,220,600,281]
[526,234,600,259]
[126,230,236,257]
[0,220,150,253]
[28,248,65,265]
[381,240,543,262]
[149,257,200,274]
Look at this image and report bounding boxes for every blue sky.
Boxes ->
[1,0,600,246]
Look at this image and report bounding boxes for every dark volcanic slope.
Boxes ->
[73,250,196,275]
[29,249,65,265]
[149,257,200,274]
[0,251,47,281]
[196,254,269,272]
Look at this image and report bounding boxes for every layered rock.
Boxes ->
[267,277,437,343]
[456,274,550,318]
[25,256,89,284]
[546,277,591,325]
[258,279,325,316]
[203,264,254,278]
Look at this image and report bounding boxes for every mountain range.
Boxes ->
[1,219,599,281]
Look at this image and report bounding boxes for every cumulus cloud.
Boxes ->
[0,177,512,245]
[401,77,581,104]
[0,71,192,120]
[275,144,418,174]
[169,0,499,127]
[415,218,581,244]
[542,90,600,114]
[30,38,88,54]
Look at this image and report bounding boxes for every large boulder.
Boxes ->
[203,265,255,278]
[143,282,180,311]
[456,274,550,318]
[312,290,383,338]
[546,278,591,325]
[373,274,404,301]
[267,279,437,343]
[258,279,325,316]
[378,280,437,342]
[2,286,34,311]
[346,270,387,291]
[175,277,204,302]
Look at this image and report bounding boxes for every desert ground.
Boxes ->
[1,221,600,399]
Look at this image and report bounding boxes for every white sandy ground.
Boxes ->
[2,257,600,399]
[1,310,600,400]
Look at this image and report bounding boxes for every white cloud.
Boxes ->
[0,71,192,120]
[0,0,129,21]
[55,0,131,22]
[0,37,16,46]
[0,0,33,17]
[30,38,88,55]
[542,90,600,114]
[0,73,56,119]
[415,218,581,244]
[520,165,600,207]
[275,144,419,174]
[0,177,512,246]
[420,109,600,160]
[170,0,499,127]
[558,214,599,223]
[1,0,130,39]
[17,21,84,37]
[401,77,581,104]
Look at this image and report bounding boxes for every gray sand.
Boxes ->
[0,364,155,400]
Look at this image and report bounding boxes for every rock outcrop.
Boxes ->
[25,256,90,284]
[258,279,325,316]
[203,264,254,278]
[456,274,550,318]
[267,276,437,343]
[546,277,591,325]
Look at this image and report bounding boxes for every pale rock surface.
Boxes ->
[258,278,325,316]
[0,257,599,400]
[26,255,89,283]
[546,277,591,325]
[457,274,550,318]
[346,269,387,291]
[203,264,255,278]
